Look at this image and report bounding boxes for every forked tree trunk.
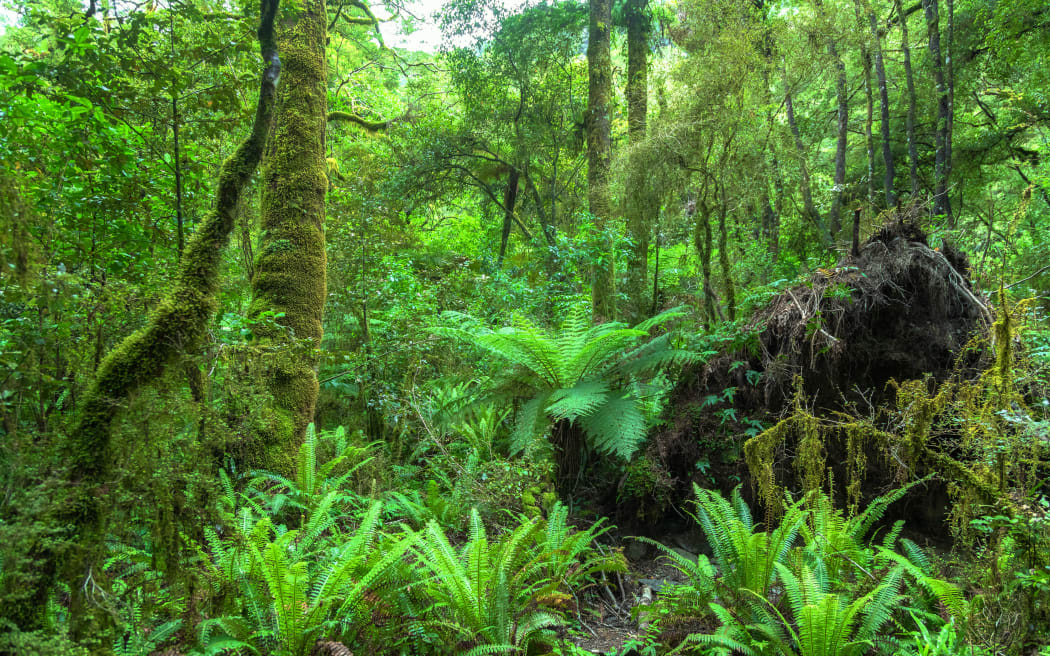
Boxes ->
[8,0,281,635]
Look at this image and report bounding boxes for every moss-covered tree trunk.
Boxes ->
[624,0,651,319]
[694,201,718,327]
[247,0,328,476]
[3,0,281,635]
[588,0,615,321]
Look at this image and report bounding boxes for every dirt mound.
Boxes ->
[756,217,991,410]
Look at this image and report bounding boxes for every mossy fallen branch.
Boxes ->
[5,0,281,635]
[327,110,390,132]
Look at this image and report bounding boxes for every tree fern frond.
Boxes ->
[510,395,548,455]
[579,393,647,459]
[545,380,610,421]
[634,306,690,333]
[561,327,646,383]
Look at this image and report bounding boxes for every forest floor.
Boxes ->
[571,533,706,655]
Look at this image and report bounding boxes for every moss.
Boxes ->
[744,416,785,517]
[246,0,328,476]
[745,379,896,519]
[894,378,949,473]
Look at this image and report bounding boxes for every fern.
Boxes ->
[667,485,964,656]
[415,507,611,653]
[691,484,804,601]
[194,497,416,656]
[248,423,376,525]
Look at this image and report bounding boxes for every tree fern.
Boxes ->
[433,304,695,489]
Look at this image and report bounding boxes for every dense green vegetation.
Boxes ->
[0,0,1048,654]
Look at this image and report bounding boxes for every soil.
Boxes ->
[630,212,993,540]
[570,543,697,655]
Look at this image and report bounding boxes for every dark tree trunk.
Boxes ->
[852,0,875,203]
[497,169,520,268]
[897,0,920,197]
[923,0,953,220]
[694,201,718,326]
[553,419,585,495]
[868,1,897,206]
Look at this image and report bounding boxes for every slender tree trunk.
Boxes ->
[717,194,735,321]
[588,0,614,321]
[248,0,328,476]
[867,1,897,206]
[897,0,920,197]
[694,202,717,326]
[170,13,184,256]
[525,171,557,247]
[759,60,782,261]
[923,0,952,219]
[624,0,650,319]
[946,0,955,219]
[782,65,829,244]
[830,49,848,235]
[862,54,875,203]
[6,0,281,634]
[497,169,520,268]
[359,300,383,441]
[172,94,184,256]
[851,0,875,204]
[814,0,847,236]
